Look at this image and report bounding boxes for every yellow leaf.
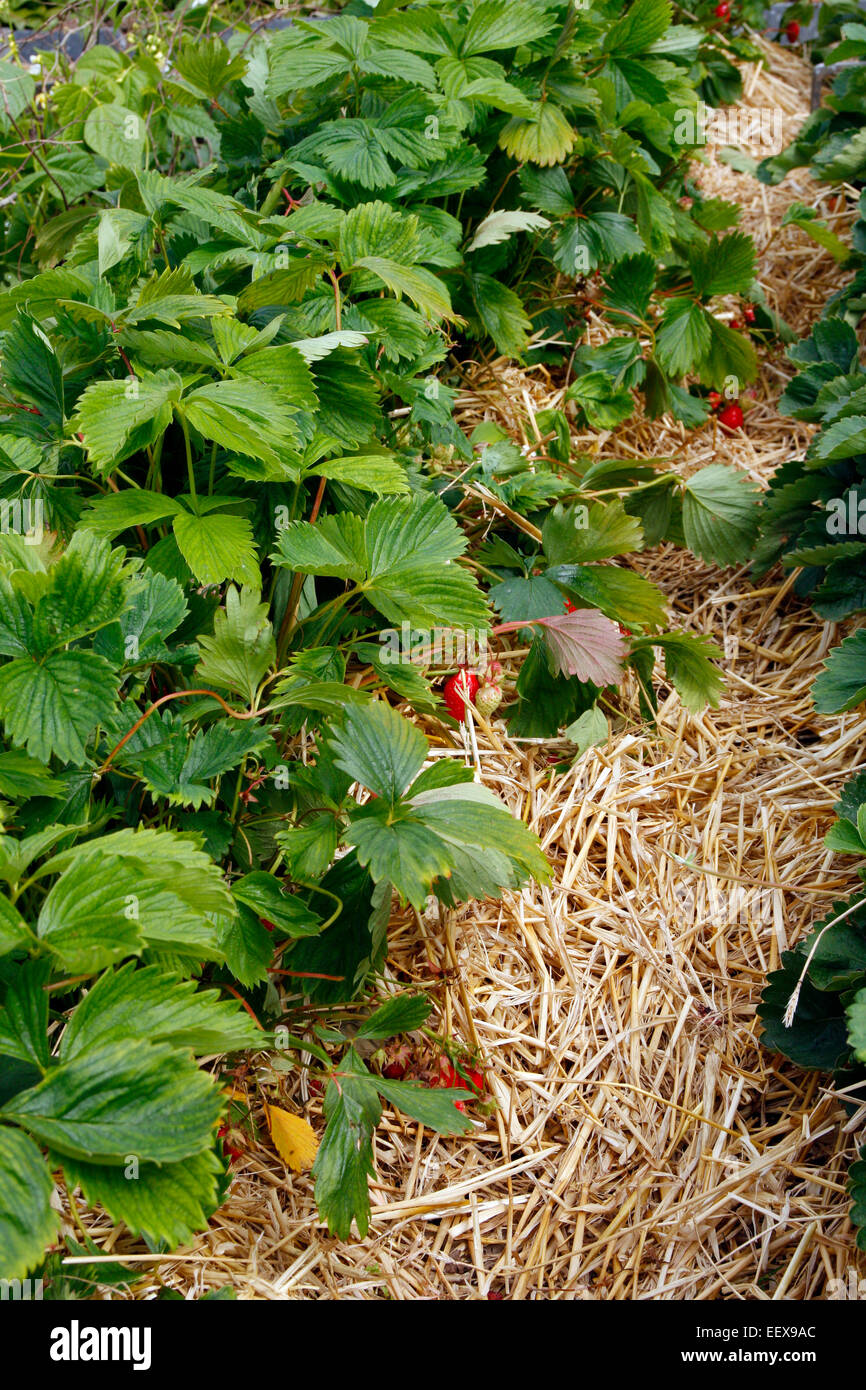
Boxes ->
[266,1105,319,1172]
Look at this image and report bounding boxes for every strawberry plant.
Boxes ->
[0,0,771,1279]
[752,314,866,706]
[759,21,866,188]
[759,767,866,1248]
[755,115,866,1246]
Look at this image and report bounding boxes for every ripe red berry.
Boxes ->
[717,401,744,430]
[708,390,722,410]
[261,918,276,932]
[743,305,756,324]
[714,1,730,17]
[454,1100,466,1112]
[216,1126,242,1161]
[382,1061,407,1079]
[442,669,479,721]
[440,1058,484,1095]
[730,318,741,331]
[785,20,800,41]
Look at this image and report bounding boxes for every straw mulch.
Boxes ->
[69,37,866,1299]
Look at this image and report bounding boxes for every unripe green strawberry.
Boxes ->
[475,680,502,717]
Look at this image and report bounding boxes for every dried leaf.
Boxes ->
[265,1105,319,1172]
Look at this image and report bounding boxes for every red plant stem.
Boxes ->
[268,968,345,982]
[100,689,257,773]
[308,474,327,525]
[220,983,264,1028]
[491,619,543,637]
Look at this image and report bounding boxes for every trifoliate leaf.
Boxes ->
[272,494,490,631]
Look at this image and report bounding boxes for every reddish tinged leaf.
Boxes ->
[535,609,627,685]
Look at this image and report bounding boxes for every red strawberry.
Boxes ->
[382,1061,407,1079]
[216,1125,243,1161]
[785,20,800,41]
[440,1058,484,1094]
[743,305,756,324]
[717,401,744,431]
[714,1,730,17]
[708,390,722,410]
[443,669,479,721]
[262,918,276,932]
[464,1066,485,1094]
[730,318,742,331]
